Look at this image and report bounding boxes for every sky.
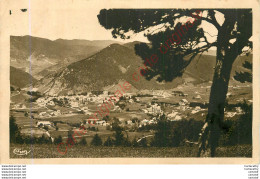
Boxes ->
[6,0,220,44]
[7,0,147,43]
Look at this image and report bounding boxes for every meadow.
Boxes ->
[10,144,252,158]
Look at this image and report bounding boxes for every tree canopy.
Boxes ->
[98,8,253,157]
[98,9,252,82]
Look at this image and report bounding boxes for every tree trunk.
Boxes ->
[197,47,237,157]
[196,13,241,157]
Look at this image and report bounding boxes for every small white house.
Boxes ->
[193,95,202,99]
[168,111,178,118]
[36,121,52,127]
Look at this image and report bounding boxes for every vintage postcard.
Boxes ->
[0,0,259,164]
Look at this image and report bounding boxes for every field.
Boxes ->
[10,144,252,158]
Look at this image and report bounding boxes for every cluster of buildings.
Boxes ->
[12,103,27,109]
[142,103,163,115]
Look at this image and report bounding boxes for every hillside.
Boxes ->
[10,66,37,88]
[34,42,252,95]
[35,43,179,95]
[10,36,120,79]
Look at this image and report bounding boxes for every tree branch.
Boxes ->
[208,10,221,30]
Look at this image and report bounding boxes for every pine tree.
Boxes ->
[114,127,124,146]
[10,115,22,143]
[104,136,114,146]
[91,134,102,146]
[67,129,76,146]
[98,9,252,157]
[79,137,87,146]
[132,137,139,147]
[54,135,63,144]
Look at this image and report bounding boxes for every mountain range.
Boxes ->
[10,36,120,79]
[10,36,252,95]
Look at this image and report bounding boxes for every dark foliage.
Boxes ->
[10,116,55,144]
[114,127,125,146]
[104,136,114,146]
[111,117,121,131]
[132,138,139,147]
[27,91,43,102]
[102,115,110,122]
[91,134,103,146]
[219,101,252,146]
[54,135,63,145]
[52,98,64,107]
[151,115,204,147]
[123,136,132,147]
[38,134,52,144]
[10,86,15,91]
[131,117,139,123]
[91,91,103,96]
[234,61,252,83]
[151,115,172,147]
[79,138,87,146]
[23,136,37,144]
[67,129,76,145]
[10,116,23,144]
[139,138,148,147]
[43,125,49,131]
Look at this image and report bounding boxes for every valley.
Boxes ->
[9,35,253,157]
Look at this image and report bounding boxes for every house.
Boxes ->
[148,119,156,124]
[235,107,243,114]
[193,95,202,99]
[39,112,51,117]
[31,88,38,92]
[161,91,171,98]
[47,101,55,106]
[145,103,162,114]
[168,111,178,118]
[174,115,182,120]
[179,99,189,106]
[152,104,161,113]
[191,106,202,114]
[50,110,61,116]
[172,91,183,96]
[21,104,26,109]
[96,120,107,126]
[112,105,122,112]
[227,92,232,98]
[36,121,52,127]
[140,119,149,126]
[126,120,133,125]
[14,104,27,109]
[36,97,46,106]
[169,114,182,121]
[225,112,237,118]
